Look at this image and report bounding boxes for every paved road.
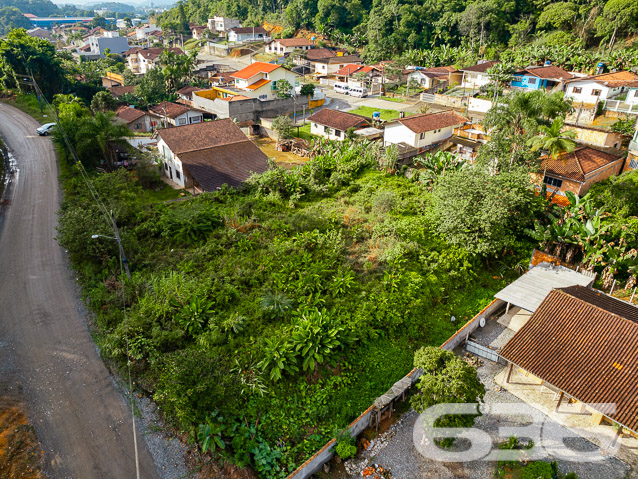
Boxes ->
[0,103,160,478]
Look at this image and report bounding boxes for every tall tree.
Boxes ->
[75,112,133,169]
[595,0,638,50]
[0,28,65,98]
[527,117,577,160]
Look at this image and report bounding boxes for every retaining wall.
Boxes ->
[193,94,310,122]
[286,297,503,479]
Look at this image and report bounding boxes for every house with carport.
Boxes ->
[156,119,268,192]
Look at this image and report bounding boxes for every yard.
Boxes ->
[348,106,410,121]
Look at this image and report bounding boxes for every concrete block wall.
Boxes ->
[286,298,503,479]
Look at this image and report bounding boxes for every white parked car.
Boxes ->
[36,123,56,136]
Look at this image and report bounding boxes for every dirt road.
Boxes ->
[0,103,160,478]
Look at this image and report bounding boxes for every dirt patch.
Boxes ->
[0,397,44,479]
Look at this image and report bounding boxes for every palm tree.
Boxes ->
[527,117,577,183]
[75,112,133,169]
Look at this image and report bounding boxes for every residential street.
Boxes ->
[0,103,160,478]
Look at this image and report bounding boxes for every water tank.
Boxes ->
[372,111,380,119]
[544,60,551,66]
[596,62,604,74]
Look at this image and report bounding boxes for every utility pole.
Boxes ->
[111,211,131,279]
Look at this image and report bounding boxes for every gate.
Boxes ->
[466,340,503,363]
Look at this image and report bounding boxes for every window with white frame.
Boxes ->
[572,87,582,94]
[178,117,187,125]
[592,89,602,96]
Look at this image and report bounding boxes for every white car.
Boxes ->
[36,123,56,136]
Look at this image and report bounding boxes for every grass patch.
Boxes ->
[0,93,55,124]
[381,96,406,103]
[348,106,411,121]
[292,122,315,141]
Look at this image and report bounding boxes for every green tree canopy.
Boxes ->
[0,7,32,35]
[431,165,542,257]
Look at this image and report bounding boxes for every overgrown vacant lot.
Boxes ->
[57,141,525,476]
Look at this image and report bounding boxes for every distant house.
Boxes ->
[26,27,51,41]
[115,106,153,133]
[88,31,129,57]
[564,71,638,105]
[226,62,300,100]
[207,16,242,34]
[265,38,313,55]
[458,60,500,89]
[313,55,362,76]
[623,80,638,106]
[511,64,573,91]
[407,66,455,89]
[149,101,203,128]
[177,86,205,106]
[108,85,136,99]
[334,65,381,85]
[538,146,624,196]
[383,110,468,152]
[227,26,269,43]
[191,26,208,40]
[135,24,161,40]
[124,47,184,74]
[307,108,369,141]
[156,119,268,191]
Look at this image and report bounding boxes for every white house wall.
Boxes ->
[461,72,491,89]
[383,123,458,148]
[310,122,346,141]
[565,81,617,103]
[157,138,186,187]
[626,88,638,106]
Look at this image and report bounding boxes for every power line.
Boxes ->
[26,73,141,479]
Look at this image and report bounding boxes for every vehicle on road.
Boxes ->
[349,86,368,98]
[334,82,350,95]
[36,123,56,136]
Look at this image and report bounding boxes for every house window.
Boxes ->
[419,132,425,140]
[178,118,187,125]
[258,94,268,100]
[528,77,537,85]
[634,90,638,97]
[543,176,563,188]
[572,87,582,94]
[324,126,333,135]
[335,130,342,138]
[592,89,602,96]
[175,170,181,180]
[135,122,142,130]
[164,162,168,171]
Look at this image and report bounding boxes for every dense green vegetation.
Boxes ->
[56,139,536,474]
[161,0,638,63]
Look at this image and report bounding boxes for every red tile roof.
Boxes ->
[460,60,500,73]
[308,108,368,131]
[230,26,268,35]
[157,119,249,155]
[394,110,468,134]
[109,85,136,97]
[500,286,638,433]
[541,146,622,183]
[274,38,313,47]
[232,62,280,80]
[149,101,190,119]
[519,65,573,81]
[116,106,147,123]
[177,86,204,97]
[335,64,378,77]
[305,48,338,61]
[566,70,638,87]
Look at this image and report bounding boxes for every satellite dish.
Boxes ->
[479,317,486,328]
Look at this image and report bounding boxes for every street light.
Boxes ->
[91,234,116,240]
[91,230,131,279]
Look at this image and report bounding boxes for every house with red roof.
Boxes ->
[458,60,500,89]
[511,64,573,91]
[210,61,301,101]
[266,38,313,55]
[148,101,204,128]
[115,106,153,133]
[383,110,468,152]
[564,71,638,105]
[537,146,624,196]
[334,64,381,84]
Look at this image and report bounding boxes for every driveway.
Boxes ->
[0,103,161,478]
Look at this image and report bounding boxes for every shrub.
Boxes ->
[335,441,357,460]
[520,461,553,479]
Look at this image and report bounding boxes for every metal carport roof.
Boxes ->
[494,263,594,312]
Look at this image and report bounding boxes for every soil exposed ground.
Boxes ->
[0,396,44,479]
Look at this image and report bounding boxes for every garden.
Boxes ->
[57,139,543,476]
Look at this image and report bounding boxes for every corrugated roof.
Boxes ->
[158,119,248,155]
[230,26,268,34]
[274,38,312,47]
[541,146,622,183]
[500,286,638,433]
[393,110,468,134]
[179,140,268,191]
[494,263,594,312]
[308,108,368,131]
[232,62,280,80]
